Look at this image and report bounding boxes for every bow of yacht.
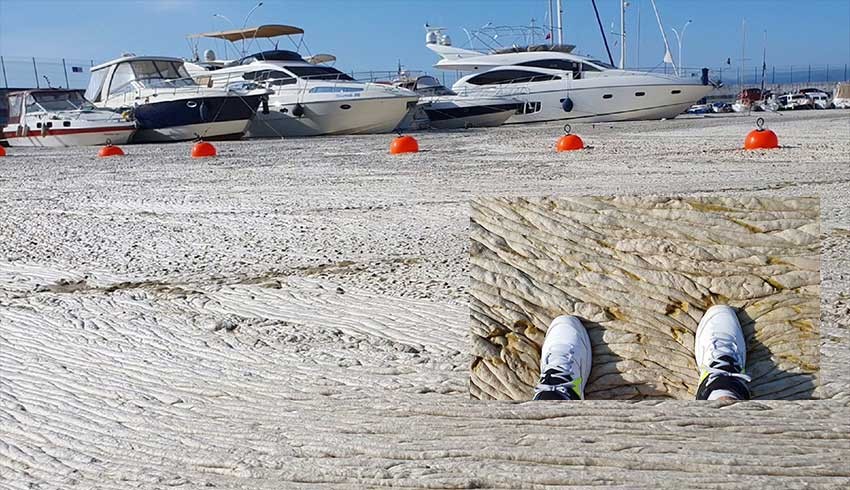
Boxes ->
[425,26,714,124]
[184,25,419,137]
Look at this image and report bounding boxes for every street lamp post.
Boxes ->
[671,19,692,77]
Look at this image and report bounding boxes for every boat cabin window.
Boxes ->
[108,62,136,97]
[85,69,108,102]
[413,76,455,96]
[283,66,354,81]
[585,59,615,69]
[518,59,583,72]
[28,91,92,112]
[238,50,304,64]
[466,69,561,85]
[7,94,22,123]
[108,60,194,96]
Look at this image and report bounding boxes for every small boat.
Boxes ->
[184,25,419,137]
[1,89,135,147]
[87,55,268,142]
[731,88,763,112]
[833,82,850,109]
[395,74,521,130]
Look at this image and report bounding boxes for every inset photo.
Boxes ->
[470,196,820,401]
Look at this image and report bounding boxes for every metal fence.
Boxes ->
[0,56,98,90]
[2,55,848,92]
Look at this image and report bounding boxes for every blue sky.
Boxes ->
[1,0,848,75]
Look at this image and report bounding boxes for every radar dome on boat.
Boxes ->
[203,49,216,61]
[426,31,438,44]
[439,34,452,46]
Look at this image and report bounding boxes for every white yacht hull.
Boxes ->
[132,119,251,143]
[2,126,134,147]
[490,82,713,124]
[247,96,417,137]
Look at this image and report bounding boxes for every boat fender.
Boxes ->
[293,103,305,118]
[21,125,29,137]
[41,124,49,137]
[561,97,574,112]
[16,126,23,137]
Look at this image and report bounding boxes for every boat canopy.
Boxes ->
[188,24,304,42]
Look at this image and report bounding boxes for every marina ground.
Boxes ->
[1,110,849,487]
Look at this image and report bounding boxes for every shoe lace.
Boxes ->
[536,348,577,389]
[704,336,751,383]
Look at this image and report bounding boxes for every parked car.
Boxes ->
[777,93,814,110]
[806,92,833,109]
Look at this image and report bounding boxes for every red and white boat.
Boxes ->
[1,89,135,147]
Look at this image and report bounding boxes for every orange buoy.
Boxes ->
[389,135,419,154]
[744,117,779,150]
[555,124,584,152]
[0,146,6,157]
[191,141,217,158]
[98,143,125,157]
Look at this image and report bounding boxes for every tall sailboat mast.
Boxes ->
[556,0,564,45]
[620,0,627,69]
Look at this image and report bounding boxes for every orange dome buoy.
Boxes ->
[744,118,779,150]
[0,146,6,157]
[555,124,584,152]
[98,142,125,157]
[191,141,217,158]
[389,135,419,154]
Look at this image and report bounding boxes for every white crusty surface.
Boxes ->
[1,110,849,488]
[470,196,820,401]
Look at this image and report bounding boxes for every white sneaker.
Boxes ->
[533,315,592,400]
[694,305,752,400]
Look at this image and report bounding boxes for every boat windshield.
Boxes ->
[284,65,354,81]
[238,50,304,64]
[584,58,615,69]
[414,76,455,96]
[28,91,95,112]
[129,60,195,88]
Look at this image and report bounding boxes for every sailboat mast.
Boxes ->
[741,18,746,87]
[620,0,626,69]
[556,0,563,45]
[548,0,554,46]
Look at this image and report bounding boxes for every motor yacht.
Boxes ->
[1,89,135,147]
[394,74,521,129]
[86,55,267,142]
[184,25,419,137]
[425,26,715,124]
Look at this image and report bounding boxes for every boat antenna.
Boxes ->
[42,75,51,88]
[591,0,615,66]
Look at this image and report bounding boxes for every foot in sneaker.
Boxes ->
[695,305,752,401]
[533,315,592,401]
